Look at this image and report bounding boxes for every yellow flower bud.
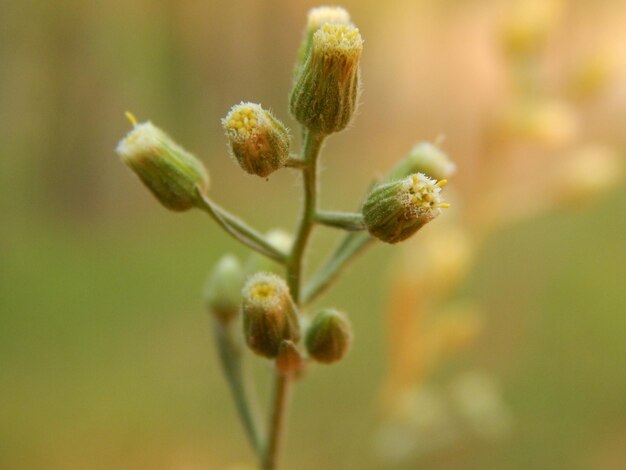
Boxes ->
[363,174,449,244]
[242,273,300,358]
[290,23,363,134]
[222,102,290,177]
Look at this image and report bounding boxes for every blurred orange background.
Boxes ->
[1,1,625,469]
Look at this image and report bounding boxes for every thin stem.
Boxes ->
[286,130,325,303]
[213,323,263,455]
[303,232,374,305]
[285,155,308,169]
[262,129,324,470]
[262,373,291,470]
[197,191,288,263]
[314,211,365,231]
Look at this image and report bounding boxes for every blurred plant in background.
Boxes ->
[376,0,623,463]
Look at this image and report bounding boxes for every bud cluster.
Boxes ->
[115,7,453,463]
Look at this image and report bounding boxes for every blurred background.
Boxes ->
[1,0,625,469]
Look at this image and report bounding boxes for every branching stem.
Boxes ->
[262,129,324,470]
[213,323,263,455]
[314,211,365,231]
[303,232,374,305]
[198,191,289,263]
[286,130,325,303]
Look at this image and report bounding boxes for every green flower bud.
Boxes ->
[246,229,293,276]
[116,113,209,211]
[295,6,352,76]
[276,340,304,378]
[222,102,290,177]
[305,309,352,364]
[290,23,363,135]
[387,142,456,182]
[363,173,449,244]
[242,272,300,358]
[204,255,245,324]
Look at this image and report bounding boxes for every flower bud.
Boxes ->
[387,142,456,182]
[276,340,304,378]
[116,113,209,211]
[295,6,352,75]
[290,23,363,135]
[305,309,352,364]
[242,273,300,358]
[204,255,245,324]
[222,102,290,177]
[363,173,449,244]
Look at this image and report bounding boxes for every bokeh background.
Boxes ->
[1,0,625,469]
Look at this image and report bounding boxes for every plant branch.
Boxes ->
[302,232,374,304]
[286,130,325,303]
[314,211,365,231]
[197,191,288,263]
[213,323,263,456]
[262,372,291,470]
[285,155,307,169]
[262,129,324,470]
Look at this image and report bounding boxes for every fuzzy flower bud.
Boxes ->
[242,273,300,358]
[222,102,290,177]
[388,142,456,182]
[116,113,209,211]
[295,6,352,74]
[290,23,363,135]
[204,255,245,324]
[363,173,449,244]
[305,309,352,364]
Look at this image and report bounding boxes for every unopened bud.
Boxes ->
[295,6,352,75]
[242,273,300,358]
[116,113,209,211]
[204,255,245,324]
[276,340,304,377]
[363,173,449,244]
[222,103,290,177]
[388,142,456,182]
[290,23,363,135]
[305,309,352,364]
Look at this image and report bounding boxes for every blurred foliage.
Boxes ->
[1,0,625,469]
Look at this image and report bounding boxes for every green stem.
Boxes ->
[197,191,288,263]
[314,211,365,231]
[285,155,307,169]
[302,232,374,305]
[213,323,263,455]
[262,373,291,470]
[262,129,324,470]
[286,130,325,303]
